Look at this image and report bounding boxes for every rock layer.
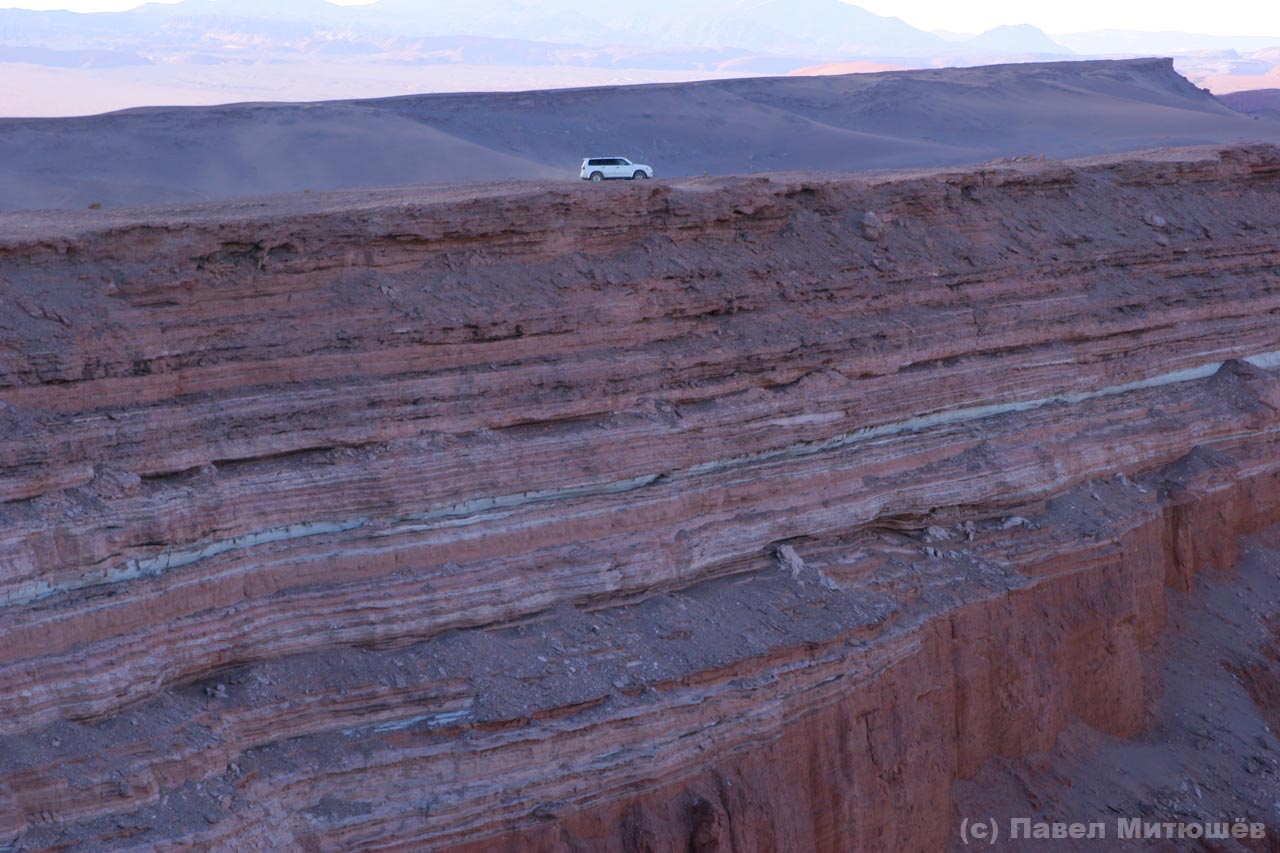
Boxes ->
[2,145,1280,849]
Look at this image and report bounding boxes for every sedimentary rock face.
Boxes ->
[2,145,1280,850]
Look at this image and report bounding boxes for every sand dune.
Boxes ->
[3,57,1280,211]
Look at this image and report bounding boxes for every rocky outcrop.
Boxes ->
[2,144,1280,850]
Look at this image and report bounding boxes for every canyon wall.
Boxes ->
[2,145,1280,850]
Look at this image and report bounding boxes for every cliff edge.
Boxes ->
[3,145,1280,850]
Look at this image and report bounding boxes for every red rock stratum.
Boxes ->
[3,145,1280,850]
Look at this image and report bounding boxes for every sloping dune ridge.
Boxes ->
[2,57,1280,211]
[3,143,1280,849]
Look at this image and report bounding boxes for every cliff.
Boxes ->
[2,144,1280,850]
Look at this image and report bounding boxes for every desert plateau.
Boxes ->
[3,58,1280,212]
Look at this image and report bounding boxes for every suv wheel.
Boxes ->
[633,171,648,180]
[590,172,603,182]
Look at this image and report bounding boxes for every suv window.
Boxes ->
[588,159,608,166]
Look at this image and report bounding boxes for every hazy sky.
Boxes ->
[0,0,1275,38]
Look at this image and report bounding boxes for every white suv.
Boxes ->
[581,157,653,182]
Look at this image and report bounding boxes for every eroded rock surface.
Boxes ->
[2,145,1280,850]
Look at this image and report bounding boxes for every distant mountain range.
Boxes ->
[962,24,1071,55]
[0,0,1075,60]
[0,0,1277,117]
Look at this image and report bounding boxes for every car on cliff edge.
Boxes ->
[581,157,653,182]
